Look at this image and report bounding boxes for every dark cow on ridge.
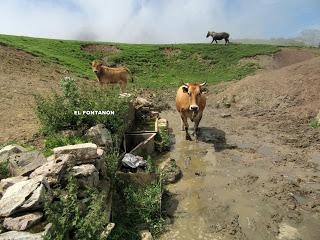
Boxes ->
[206,31,230,45]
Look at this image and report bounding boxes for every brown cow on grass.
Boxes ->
[176,82,208,140]
[206,31,230,45]
[91,60,133,92]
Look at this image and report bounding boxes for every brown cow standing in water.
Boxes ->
[91,60,133,92]
[206,31,230,45]
[176,82,208,140]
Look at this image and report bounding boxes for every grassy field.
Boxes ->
[0,34,279,88]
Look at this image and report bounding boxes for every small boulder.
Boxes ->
[134,97,153,109]
[139,230,153,240]
[3,212,43,231]
[0,176,49,217]
[277,223,301,240]
[30,154,73,185]
[95,157,107,177]
[84,124,112,147]
[0,145,26,163]
[157,118,168,131]
[8,151,46,176]
[53,143,99,165]
[159,158,182,184]
[72,164,99,188]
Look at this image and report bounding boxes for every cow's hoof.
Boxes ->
[186,135,192,141]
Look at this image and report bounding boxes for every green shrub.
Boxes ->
[105,150,120,180]
[0,160,9,179]
[155,127,171,152]
[109,181,165,239]
[310,118,320,129]
[35,76,132,137]
[44,173,110,240]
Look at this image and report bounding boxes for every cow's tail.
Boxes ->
[124,67,134,82]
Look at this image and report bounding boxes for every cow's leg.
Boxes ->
[181,118,185,131]
[181,114,191,141]
[120,82,126,93]
[193,112,203,138]
[211,38,214,44]
[215,40,218,44]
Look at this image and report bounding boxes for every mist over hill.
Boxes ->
[236,29,320,47]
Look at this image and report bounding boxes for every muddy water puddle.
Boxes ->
[157,110,320,240]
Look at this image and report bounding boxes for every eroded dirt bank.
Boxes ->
[158,51,320,240]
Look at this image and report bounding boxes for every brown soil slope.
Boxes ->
[0,45,67,145]
[213,51,320,148]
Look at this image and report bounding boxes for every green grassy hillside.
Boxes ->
[0,34,279,88]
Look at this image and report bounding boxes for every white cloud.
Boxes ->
[0,0,319,43]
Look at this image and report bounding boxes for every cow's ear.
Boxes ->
[201,87,208,94]
[182,86,188,93]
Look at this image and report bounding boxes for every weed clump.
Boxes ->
[44,173,111,240]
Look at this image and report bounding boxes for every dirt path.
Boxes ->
[158,50,320,240]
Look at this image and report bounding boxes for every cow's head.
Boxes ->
[206,31,210,38]
[182,82,208,112]
[91,60,103,74]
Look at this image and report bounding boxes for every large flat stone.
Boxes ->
[0,176,49,217]
[0,230,44,240]
[3,212,43,231]
[53,143,99,164]
[8,151,46,176]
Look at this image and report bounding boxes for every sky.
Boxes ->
[0,0,319,43]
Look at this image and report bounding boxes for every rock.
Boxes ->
[53,143,99,165]
[150,111,160,119]
[220,113,231,118]
[119,93,132,98]
[277,223,301,240]
[0,230,44,240]
[159,158,182,184]
[0,176,28,197]
[72,164,99,188]
[8,151,46,176]
[97,148,105,157]
[0,145,26,163]
[0,176,49,217]
[157,118,168,130]
[30,154,73,185]
[139,230,153,240]
[85,124,113,147]
[3,212,43,231]
[95,157,107,177]
[60,129,81,138]
[100,222,115,239]
[134,97,153,109]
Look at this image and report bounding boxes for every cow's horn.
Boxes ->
[181,80,189,87]
[200,82,207,86]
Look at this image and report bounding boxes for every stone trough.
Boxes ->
[123,118,165,157]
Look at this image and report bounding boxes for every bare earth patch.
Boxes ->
[162,47,182,57]
[239,47,318,70]
[81,44,121,55]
